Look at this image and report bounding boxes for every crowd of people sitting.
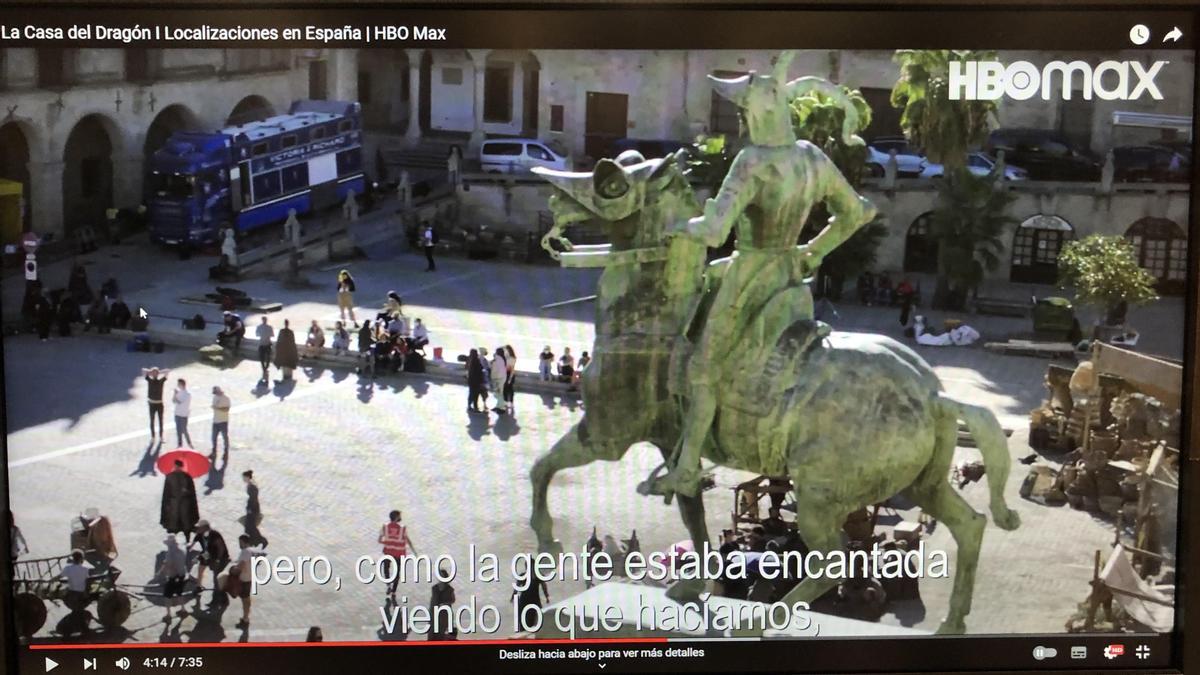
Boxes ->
[538,345,590,391]
[25,264,588,409]
[353,291,432,376]
[212,290,434,379]
[21,264,135,341]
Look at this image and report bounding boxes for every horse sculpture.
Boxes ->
[528,142,1020,633]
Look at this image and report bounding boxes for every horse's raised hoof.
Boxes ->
[934,618,966,635]
[538,539,564,556]
[665,578,706,606]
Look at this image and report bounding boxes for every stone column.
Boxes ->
[405,49,423,145]
[27,160,64,237]
[467,49,490,155]
[512,58,525,133]
[328,50,359,102]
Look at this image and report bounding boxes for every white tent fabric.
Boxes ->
[1100,544,1174,632]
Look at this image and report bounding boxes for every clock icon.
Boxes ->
[1130,24,1151,45]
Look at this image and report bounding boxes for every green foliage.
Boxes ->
[890,50,999,170]
[822,218,889,280]
[930,169,1017,302]
[685,134,734,192]
[790,86,872,185]
[1058,235,1159,316]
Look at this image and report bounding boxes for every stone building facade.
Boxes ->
[2,44,1192,285]
[362,48,1193,160]
[0,48,357,238]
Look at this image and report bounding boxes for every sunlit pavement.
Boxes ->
[4,245,1184,641]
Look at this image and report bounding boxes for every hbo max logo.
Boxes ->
[949,60,1168,101]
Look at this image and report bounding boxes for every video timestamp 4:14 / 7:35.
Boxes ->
[142,656,206,668]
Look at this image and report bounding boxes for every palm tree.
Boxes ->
[890,50,999,171]
[891,49,1001,306]
[929,170,1016,309]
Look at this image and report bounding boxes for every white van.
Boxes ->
[479,139,569,174]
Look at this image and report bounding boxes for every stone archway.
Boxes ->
[1010,215,1073,285]
[903,212,938,274]
[226,95,275,126]
[62,113,121,234]
[482,50,540,135]
[0,121,33,238]
[144,104,201,160]
[357,49,409,131]
[1126,218,1187,295]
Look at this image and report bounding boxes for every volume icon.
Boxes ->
[115,657,131,671]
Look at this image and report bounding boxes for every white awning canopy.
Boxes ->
[1111,111,1193,136]
[1020,215,1073,232]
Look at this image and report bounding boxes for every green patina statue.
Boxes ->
[529,53,1019,634]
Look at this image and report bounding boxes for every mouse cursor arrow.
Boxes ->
[138,307,148,319]
[1164,26,1183,43]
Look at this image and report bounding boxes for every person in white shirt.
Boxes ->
[172,379,193,448]
[411,318,429,350]
[423,225,436,272]
[387,314,408,339]
[558,347,576,382]
[211,386,232,460]
[490,348,509,414]
[331,321,351,355]
[60,549,92,613]
[233,534,256,629]
[255,317,275,382]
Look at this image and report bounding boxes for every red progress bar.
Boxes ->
[30,637,669,650]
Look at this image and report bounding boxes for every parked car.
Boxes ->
[1111,145,1190,183]
[919,152,1028,180]
[984,129,1101,181]
[865,137,926,177]
[611,138,688,160]
[479,139,569,174]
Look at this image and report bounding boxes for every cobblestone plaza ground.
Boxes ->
[3,244,1186,642]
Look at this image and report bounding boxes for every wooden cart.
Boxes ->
[11,553,131,638]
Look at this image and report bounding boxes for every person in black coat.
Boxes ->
[466,349,485,413]
[35,293,54,341]
[428,570,457,641]
[68,263,94,306]
[242,470,268,549]
[108,297,132,329]
[55,294,76,337]
[161,460,200,541]
[21,280,42,325]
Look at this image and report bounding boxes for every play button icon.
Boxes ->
[45,656,59,672]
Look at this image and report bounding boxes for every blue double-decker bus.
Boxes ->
[146,100,365,246]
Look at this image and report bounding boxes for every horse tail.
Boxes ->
[942,396,1021,531]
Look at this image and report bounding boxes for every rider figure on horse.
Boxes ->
[641,51,878,499]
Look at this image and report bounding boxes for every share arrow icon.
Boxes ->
[1163,26,1183,43]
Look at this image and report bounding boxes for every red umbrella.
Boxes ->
[157,449,211,478]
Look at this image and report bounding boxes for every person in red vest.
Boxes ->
[378,510,417,600]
